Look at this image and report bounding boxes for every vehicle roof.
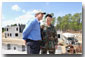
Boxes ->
[63,33,75,38]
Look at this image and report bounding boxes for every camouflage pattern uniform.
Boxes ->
[40,24,58,54]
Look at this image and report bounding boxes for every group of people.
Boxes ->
[66,44,82,54]
[23,10,58,54]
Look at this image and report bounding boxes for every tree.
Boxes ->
[11,24,17,26]
[56,13,82,32]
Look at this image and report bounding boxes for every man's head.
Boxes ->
[45,14,53,25]
[35,11,46,21]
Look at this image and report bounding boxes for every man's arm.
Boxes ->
[23,20,35,40]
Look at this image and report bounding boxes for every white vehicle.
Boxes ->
[62,33,78,45]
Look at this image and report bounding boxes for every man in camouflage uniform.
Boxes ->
[40,14,58,54]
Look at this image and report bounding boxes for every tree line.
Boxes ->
[56,13,82,32]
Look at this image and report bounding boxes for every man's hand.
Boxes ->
[24,40,26,45]
[55,45,58,49]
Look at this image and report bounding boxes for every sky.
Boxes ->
[2,2,82,27]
